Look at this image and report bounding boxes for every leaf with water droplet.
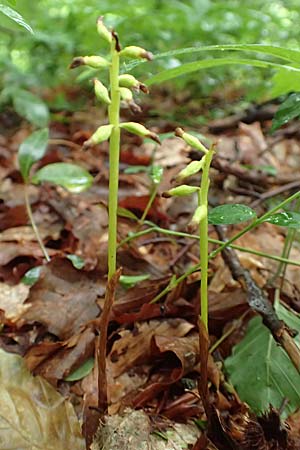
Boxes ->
[208,204,256,225]
[264,211,300,228]
[271,93,300,132]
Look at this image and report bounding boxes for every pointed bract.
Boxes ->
[175,127,208,154]
[83,124,114,147]
[120,46,153,61]
[162,185,200,198]
[120,122,160,144]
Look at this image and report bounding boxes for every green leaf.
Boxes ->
[126,44,300,73]
[117,207,139,221]
[67,255,85,269]
[271,70,300,98]
[146,58,300,86]
[119,274,150,289]
[265,211,300,229]
[21,266,42,286]
[208,204,256,225]
[124,165,148,174]
[150,165,163,185]
[0,4,33,33]
[13,90,49,127]
[271,93,300,132]
[225,303,300,416]
[0,349,85,449]
[31,163,93,193]
[18,128,49,181]
[65,358,94,382]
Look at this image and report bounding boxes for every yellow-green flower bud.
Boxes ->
[175,127,208,154]
[120,122,161,144]
[120,87,133,102]
[189,204,207,226]
[162,185,200,198]
[176,159,206,182]
[119,46,153,61]
[70,55,110,70]
[83,124,114,147]
[94,78,111,105]
[96,16,112,44]
[118,74,149,94]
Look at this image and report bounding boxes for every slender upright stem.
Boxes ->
[24,184,50,262]
[199,149,214,330]
[107,39,121,280]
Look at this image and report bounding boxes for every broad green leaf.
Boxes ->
[225,303,300,417]
[0,349,85,449]
[31,163,93,193]
[0,4,33,33]
[265,211,300,229]
[67,254,85,269]
[146,58,300,86]
[13,90,49,127]
[21,266,42,286]
[18,128,49,181]
[271,70,300,98]
[271,93,300,132]
[150,165,163,185]
[120,274,150,288]
[65,358,94,381]
[208,204,256,225]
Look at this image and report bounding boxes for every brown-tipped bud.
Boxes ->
[175,127,208,154]
[70,55,110,70]
[162,185,200,198]
[119,87,133,102]
[120,88,142,114]
[94,78,111,105]
[120,122,161,144]
[118,74,149,93]
[119,46,153,61]
[176,158,206,182]
[189,204,207,227]
[96,16,112,44]
[83,124,114,147]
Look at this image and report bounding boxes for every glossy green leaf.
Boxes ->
[21,266,43,286]
[208,204,256,225]
[225,303,300,416]
[146,58,300,86]
[31,163,93,193]
[120,274,150,288]
[13,90,49,127]
[65,358,94,381]
[67,255,85,269]
[271,93,300,132]
[0,4,33,33]
[150,165,163,185]
[18,128,49,181]
[265,211,300,229]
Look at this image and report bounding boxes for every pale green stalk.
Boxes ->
[199,148,214,330]
[24,184,50,262]
[107,39,121,280]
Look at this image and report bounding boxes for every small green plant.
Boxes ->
[18,127,93,262]
[70,17,160,280]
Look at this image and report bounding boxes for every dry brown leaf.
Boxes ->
[0,281,30,320]
[0,349,85,450]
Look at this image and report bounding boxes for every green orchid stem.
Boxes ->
[108,38,121,280]
[24,184,50,262]
[139,186,158,224]
[199,148,214,330]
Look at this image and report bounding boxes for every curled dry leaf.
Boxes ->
[0,349,84,450]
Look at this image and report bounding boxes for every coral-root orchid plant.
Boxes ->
[163,128,215,330]
[70,17,160,280]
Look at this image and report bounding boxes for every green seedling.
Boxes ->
[70,16,160,280]
[18,128,93,262]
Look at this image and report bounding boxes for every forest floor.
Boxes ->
[1,91,300,450]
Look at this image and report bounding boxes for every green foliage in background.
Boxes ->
[1,0,300,106]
